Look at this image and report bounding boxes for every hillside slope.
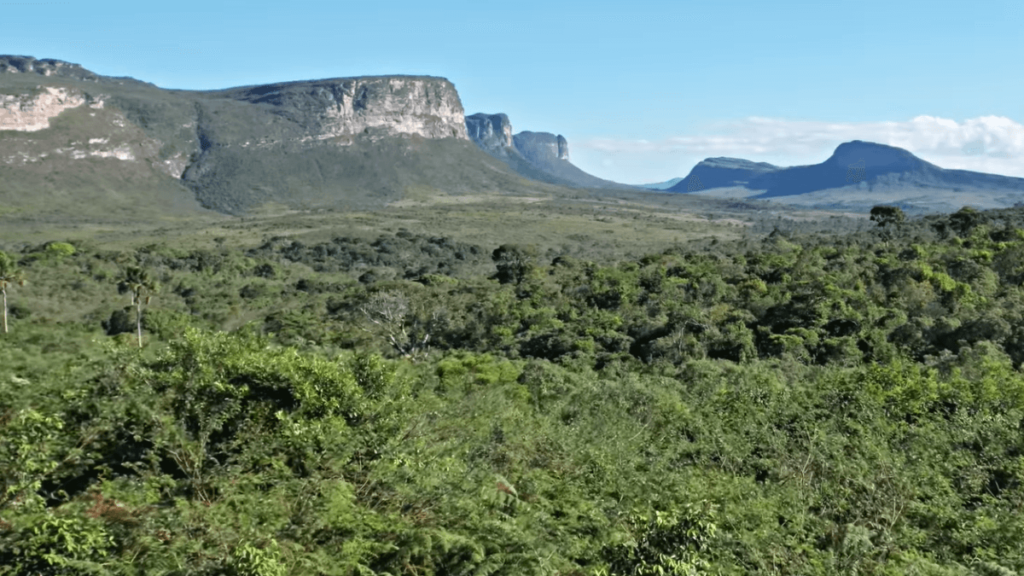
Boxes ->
[0,56,564,219]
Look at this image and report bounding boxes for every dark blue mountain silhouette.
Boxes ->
[752,141,937,197]
[667,157,779,192]
[670,140,1024,201]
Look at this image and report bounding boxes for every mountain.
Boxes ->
[638,177,684,190]
[465,112,513,152]
[667,158,780,193]
[0,55,563,219]
[463,113,584,187]
[670,141,1024,213]
[749,141,934,198]
[465,112,634,190]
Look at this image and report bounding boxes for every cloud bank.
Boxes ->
[576,116,1024,184]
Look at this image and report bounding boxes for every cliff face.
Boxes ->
[514,131,567,165]
[510,131,630,189]
[0,57,491,215]
[0,55,100,81]
[0,86,90,131]
[461,124,630,190]
[556,135,569,160]
[214,76,469,142]
[466,113,513,153]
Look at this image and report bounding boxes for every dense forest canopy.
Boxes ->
[3,205,1024,575]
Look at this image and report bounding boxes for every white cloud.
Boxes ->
[576,115,1024,182]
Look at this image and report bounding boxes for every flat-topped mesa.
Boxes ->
[466,113,514,152]
[669,157,780,192]
[514,131,572,164]
[0,55,100,81]
[214,76,469,141]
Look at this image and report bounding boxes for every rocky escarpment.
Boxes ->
[556,135,569,160]
[211,76,469,143]
[466,112,513,153]
[464,113,587,187]
[0,79,189,179]
[514,132,571,163]
[179,75,474,212]
[511,130,629,189]
[0,86,90,131]
[0,55,101,81]
[0,55,551,217]
[465,114,633,190]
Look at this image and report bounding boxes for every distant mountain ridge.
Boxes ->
[638,177,684,190]
[668,158,780,192]
[465,112,634,190]
[463,113,583,186]
[669,140,1024,213]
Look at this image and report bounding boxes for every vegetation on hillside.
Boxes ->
[3,205,1024,574]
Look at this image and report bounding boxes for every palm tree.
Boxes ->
[118,266,157,348]
[0,251,26,334]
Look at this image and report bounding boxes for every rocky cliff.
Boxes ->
[466,112,513,153]
[465,113,632,190]
[511,131,629,189]
[514,132,568,164]
[1,85,90,132]
[556,135,570,161]
[0,56,543,217]
[0,55,101,81]
[210,76,469,142]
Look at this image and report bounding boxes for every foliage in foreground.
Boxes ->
[2,324,1024,575]
[3,207,1024,574]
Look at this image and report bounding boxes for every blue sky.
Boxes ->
[5,0,1022,183]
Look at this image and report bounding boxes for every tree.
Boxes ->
[359,290,439,360]
[949,206,984,237]
[491,244,537,285]
[117,266,157,347]
[869,205,906,242]
[600,504,718,576]
[43,241,76,259]
[0,251,26,334]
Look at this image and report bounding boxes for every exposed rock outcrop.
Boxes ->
[1,57,515,215]
[509,131,629,189]
[466,113,513,153]
[213,76,469,142]
[464,117,634,190]
[0,56,100,81]
[0,86,88,131]
[463,113,592,187]
[556,134,569,160]
[514,131,566,166]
